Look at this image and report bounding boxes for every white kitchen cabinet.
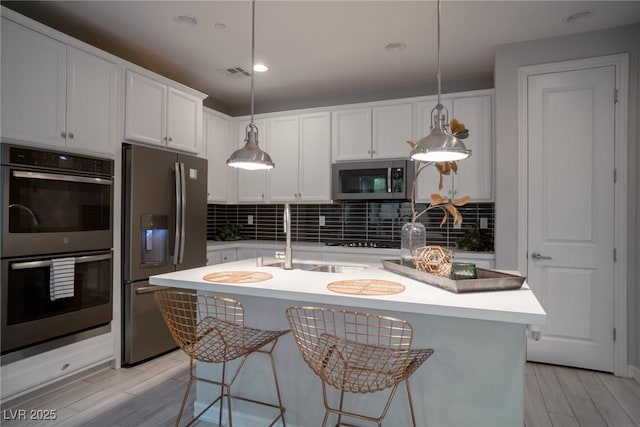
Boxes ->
[450,95,493,201]
[204,109,232,202]
[372,103,414,158]
[1,18,117,155]
[268,115,300,202]
[299,112,331,202]
[331,108,372,161]
[268,112,331,203]
[331,103,412,161]
[0,332,114,402]
[125,70,205,154]
[206,249,237,265]
[237,119,268,202]
[414,93,493,202]
[236,248,258,261]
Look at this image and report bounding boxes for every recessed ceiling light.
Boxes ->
[253,64,268,73]
[214,23,226,30]
[564,9,594,24]
[174,14,198,27]
[385,42,407,52]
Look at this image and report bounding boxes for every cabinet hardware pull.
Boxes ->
[61,131,66,138]
[68,132,74,139]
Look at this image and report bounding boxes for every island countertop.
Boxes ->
[150,258,545,326]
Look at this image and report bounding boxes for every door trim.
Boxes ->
[517,54,629,376]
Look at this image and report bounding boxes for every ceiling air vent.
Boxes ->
[218,66,251,79]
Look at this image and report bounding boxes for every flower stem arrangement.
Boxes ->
[401,119,471,262]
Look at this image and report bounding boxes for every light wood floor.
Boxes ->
[2,351,639,426]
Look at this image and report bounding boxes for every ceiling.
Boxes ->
[3,1,640,116]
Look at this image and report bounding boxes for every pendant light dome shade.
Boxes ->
[410,105,470,162]
[226,0,274,171]
[411,0,470,163]
[227,124,274,170]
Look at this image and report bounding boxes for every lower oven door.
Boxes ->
[1,250,113,354]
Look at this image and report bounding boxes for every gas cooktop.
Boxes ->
[324,241,399,249]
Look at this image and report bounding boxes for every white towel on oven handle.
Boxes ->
[50,257,75,301]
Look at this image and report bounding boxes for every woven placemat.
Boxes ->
[202,271,273,284]
[327,279,405,296]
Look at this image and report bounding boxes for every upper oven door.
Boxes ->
[2,167,113,257]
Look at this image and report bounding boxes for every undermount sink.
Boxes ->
[308,264,367,273]
[263,261,367,273]
[264,261,319,270]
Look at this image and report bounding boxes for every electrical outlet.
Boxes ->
[480,217,488,229]
[319,215,326,227]
[247,215,253,225]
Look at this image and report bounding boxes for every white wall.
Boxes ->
[494,23,640,370]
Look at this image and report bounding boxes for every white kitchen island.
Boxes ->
[150,258,545,427]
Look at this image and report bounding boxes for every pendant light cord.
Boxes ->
[250,0,256,125]
[436,0,442,108]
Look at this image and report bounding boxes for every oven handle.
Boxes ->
[387,168,392,193]
[135,285,172,295]
[11,253,112,270]
[12,170,112,185]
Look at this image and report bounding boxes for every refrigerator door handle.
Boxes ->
[179,162,187,264]
[173,161,181,265]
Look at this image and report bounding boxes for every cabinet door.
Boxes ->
[451,95,493,201]
[206,250,222,265]
[166,87,202,154]
[414,98,454,201]
[1,18,66,147]
[205,111,230,202]
[299,112,331,202]
[66,47,117,155]
[268,115,300,202]
[331,108,372,161]
[373,103,413,159]
[125,70,166,146]
[237,119,268,202]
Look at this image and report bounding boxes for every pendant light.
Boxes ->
[410,0,471,163]
[226,0,274,170]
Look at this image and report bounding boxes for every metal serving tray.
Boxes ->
[381,259,526,293]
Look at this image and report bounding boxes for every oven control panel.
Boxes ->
[4,145,113,176]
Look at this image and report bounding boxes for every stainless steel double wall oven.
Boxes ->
[1,144,114,355]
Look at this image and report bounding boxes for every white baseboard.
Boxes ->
[629,365,640,383]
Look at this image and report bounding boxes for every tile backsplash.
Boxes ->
[207,202,494,252]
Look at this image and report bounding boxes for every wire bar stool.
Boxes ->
[286,306,434,427]
[154,290,289,427]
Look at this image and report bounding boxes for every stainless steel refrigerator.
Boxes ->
[122,144,207,365]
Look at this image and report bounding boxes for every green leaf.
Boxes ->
[454,129,469,139]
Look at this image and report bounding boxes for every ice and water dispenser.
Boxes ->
[140,214,168,266]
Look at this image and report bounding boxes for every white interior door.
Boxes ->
[526,65,616,372]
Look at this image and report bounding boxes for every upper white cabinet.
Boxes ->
[415,94,493,202]
[450,95,493,201]
[237,119,268,202]
[268,115,300,202]
[125,70,205,154]
[204,108,233,203]
[1,18,117,155]
[331,108,372,161]
[331,103,413,161]
[268,112,332,203]
[372,103,414,158]
[298,112,331,202]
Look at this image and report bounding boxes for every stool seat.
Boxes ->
[155,290,288,427]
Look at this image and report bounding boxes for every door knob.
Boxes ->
[531,252,552,260]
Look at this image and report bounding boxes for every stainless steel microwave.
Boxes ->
[332,160,414,200]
